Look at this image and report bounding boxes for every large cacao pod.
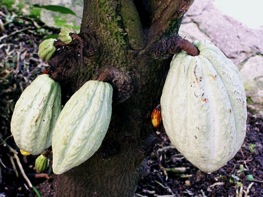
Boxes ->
[11,74,61,155]
[161,40,247,173]
[52,80,113,174]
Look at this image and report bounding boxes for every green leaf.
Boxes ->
[32,186,41,197]
[239,164,244,172]
[33,4,76,16]
[236,182,243,187]
[248,143,257,153]
[246,174,254,181]
[0,0,15,9]
[43,34,58,40]
[54,16,68,28]
[231,174,240,181]
[29,7,41,19]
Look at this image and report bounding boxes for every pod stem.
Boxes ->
[97,67,115,82]
[150,34,199,57]
[177,37,199,56]
[96,66,134,103]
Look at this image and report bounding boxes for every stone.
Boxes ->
[179,22,211,42]
[181,0,263,117]
[240,55,263,101]
[181,0,263,67]
[240,55,263,117]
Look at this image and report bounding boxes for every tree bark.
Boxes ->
[45,0,195,196]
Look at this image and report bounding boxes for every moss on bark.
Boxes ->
[47,0,195,196]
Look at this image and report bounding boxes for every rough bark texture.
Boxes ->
[46,0,195,196]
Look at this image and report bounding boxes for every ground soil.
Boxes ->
[135,113,263,196]
[0,6,262,197]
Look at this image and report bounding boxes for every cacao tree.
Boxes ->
[44,0,198,196]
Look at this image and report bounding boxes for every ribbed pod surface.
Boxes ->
[52,80,113,174]
[161,40,247,173]
[11,74,61,155]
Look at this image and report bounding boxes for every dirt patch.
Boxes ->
[135,113,263,196]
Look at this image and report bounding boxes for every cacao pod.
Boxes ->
[35,154,48,173]
[151,104,162,128]
[52,80,113,174]
[58,27,73,44]
[161,40,247,173]
[38,38,56,61]
[11,74,61,155]
[20,149,30,156]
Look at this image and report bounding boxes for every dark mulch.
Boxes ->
[135,113,263,196]
[0,5,262,197]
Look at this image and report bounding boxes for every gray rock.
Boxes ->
[180,0,263,117]
[240,55,263,117]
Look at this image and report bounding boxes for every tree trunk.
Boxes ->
[45,0,195,196]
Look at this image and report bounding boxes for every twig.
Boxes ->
[236,183,243,197]
[24,183,29,191]
[35,173,51,179]
[142,189,155,195]
[13,153,33,188]
[0,135,18,154]
[0,158,7,168]
[157,145,177,153]
[154,180,174,195]
[252,179,263,183]
[0,18,5,32]
[159,165,168,180]
[135,193,147,197]
[0,35,8,42]
[179,174,193,179]
[200,190,206,197]
[9,155,19,177]
[0,135,33,188]
[208,182,224,189]
[165,167,188,174]
[0,27,33,42]
[244,182,254,197]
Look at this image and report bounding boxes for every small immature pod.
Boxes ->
[151,104,162,128]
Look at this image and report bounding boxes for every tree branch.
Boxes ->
[148,0,194,43]
[120,0,145,50]
[96,66,134,103]
[150,34,199,58]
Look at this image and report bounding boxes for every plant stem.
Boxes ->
[178,37,199,56]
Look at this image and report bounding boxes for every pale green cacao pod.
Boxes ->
[11,74,61,155]
[35,154,48,173]
[161,40,247,173]
[38,38,56,61]
[52,80,113,174]
[58,27,73,44]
